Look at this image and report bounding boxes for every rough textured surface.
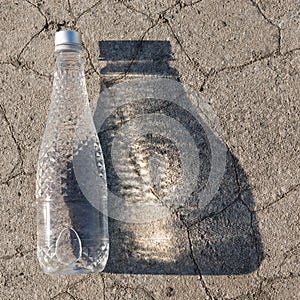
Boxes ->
[0,0,299,299]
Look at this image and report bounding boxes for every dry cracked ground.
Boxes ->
[0,0,299,299]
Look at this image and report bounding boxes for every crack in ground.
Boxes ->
[0,103,24,177]
[25,0,103,29]
[164,18,208,77]
[118,0,205,22]
[67,0,76,20]
[186,227,214,299]
[148,0,282,91]
[123,20,161,70]
[49,276,91,299]
[4,2,53,78]
[108,280,156,300]
[16,27,45,66]
[284,47,300,54]
[8,59,52,79]
[100,20,162,86]
[248,238,300,298]
[256,183,300,212]
[249,0,281,54]
[232,157,253,212]
[0,61,12,65]
[232,157,263,280]
[0,147,23,184]
[278,242,300,276]
[67,275,91,290]
[117,0,203,25]
[199,51,277,92]
[232,156,247,192]
[228,271,300,299]
[21,0,298,90]
[0,171,23,186]
[17,1,103,75]
[64,1,103,26]
[250,209,263,273]
[66,292,76,300]
[0,248,36,262]
[75,1,103,20]
[250,273,300,299]
[183,196,241,229]
[0,170,35,186]
[150,0,286,93]
[173,156,249,228]
[217,51,277,74]
[198,69,214,92]
[50,291,76,300]
[24,0,48,23]
[198,47,300,92]
[81,16,162,85]
[66,276,92,295]
[17,0,299,88]
[180,154,251,228]
[82,42,101,78]
[117,0,155,24]
[101,274,106,300]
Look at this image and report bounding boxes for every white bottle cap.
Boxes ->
[55,30,82,52]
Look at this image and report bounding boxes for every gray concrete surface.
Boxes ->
[0,0,299,299]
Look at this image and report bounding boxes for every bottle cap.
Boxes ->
[55,30,82,52]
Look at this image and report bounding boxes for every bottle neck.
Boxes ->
[50,50,89,125]
[55,51,83,71]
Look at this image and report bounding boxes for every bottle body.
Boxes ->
[36,51,109,274]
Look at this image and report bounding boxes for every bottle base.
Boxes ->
[37,242,109,275]
[42,264,106,275]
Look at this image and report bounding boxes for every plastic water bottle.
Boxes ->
[36,31,109,274]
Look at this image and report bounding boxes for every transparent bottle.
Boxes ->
[36,30,109,274]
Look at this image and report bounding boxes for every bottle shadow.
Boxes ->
[93,40,263,275]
